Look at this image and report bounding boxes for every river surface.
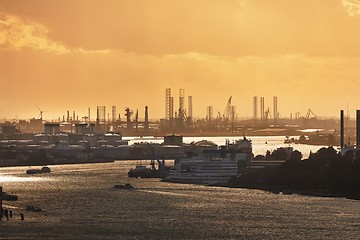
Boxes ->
[126,135,329,158]
[1,136,359,240]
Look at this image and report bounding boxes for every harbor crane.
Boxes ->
[304,108,317,126]
[306,108,317,120]
[264,107,271,120]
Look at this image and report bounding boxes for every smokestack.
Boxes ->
[207,106,213,121]
[67,111,70,122]
[144,106,149,131]
[253,96,258,121]
[179,89,185,120]
[188,96,193,119]
[112,106,116,123]
[0,186,3,219]
[340,110,344,149]
[88,107,91,123]
[135,110,139,130]
[273,96,278,122]
[357,110,360,147]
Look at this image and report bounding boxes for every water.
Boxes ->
[125,135,327,158]
[1,161,360,239]
[0,136,357,239]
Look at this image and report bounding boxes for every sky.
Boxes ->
[0,0,360,121]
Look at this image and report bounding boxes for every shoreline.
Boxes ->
[222,183,360,201]
[161,178,360,201]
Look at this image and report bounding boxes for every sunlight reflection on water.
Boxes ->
[0,161,359,240]
[0,175,53,183]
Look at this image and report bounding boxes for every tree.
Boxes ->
[289,150,302,162]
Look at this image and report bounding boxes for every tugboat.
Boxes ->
[284,136,296,144]
[128,159,170,178]
[26,166,51,174]
[26,205,42,212]
[113,183,135,190]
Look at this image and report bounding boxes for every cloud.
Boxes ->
[0,12,108,55]
[0,13,70,54]
[1,1,360,56]
[343,0,360,16]
[76,47,110,55]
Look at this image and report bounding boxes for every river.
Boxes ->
[0,136,358,239]
[1,163,359,239]
[126,135,329,158]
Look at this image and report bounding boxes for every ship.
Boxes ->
[26,166,51,174]
[113,183,135,190]
[284,133,338,146]
[1,191,19,201]
[164,137,253,185]
[128,159,171,178]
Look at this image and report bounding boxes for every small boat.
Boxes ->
[113,183,135,190]
[282,190,293,195]
[284,136,296,144]
[26,166,51,174]
[1,191,19,201]
[26,205,42,212]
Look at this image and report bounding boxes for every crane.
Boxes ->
[306,109,317,120]
[304,108,317,126]
[264,107,271,120]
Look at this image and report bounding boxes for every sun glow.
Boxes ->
[343,0,360,16]
[1,1,360,119]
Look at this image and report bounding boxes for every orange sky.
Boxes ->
[1,0,360,120]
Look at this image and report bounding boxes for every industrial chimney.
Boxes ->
[357,110,360,147]
[144,106,149,131]
[340,110,344,149]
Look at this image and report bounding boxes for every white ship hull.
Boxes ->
[166,137,253,185]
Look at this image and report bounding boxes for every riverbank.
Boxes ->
[134,130,302,138]
[224,182,360,201]
[225,146,360,201]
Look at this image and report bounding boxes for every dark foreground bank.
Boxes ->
[228,146,360,200]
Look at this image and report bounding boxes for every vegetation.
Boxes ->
[230,147,360,195]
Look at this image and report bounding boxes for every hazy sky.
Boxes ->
[1,0,360,120]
